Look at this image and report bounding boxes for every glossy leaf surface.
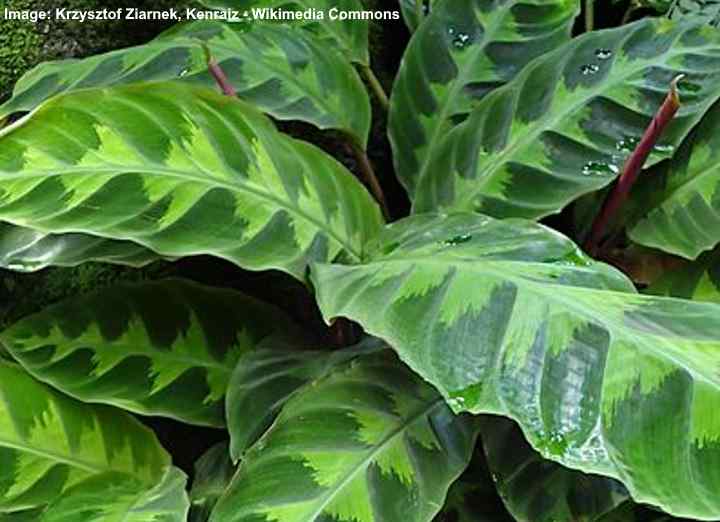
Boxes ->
[1,279,305,427]
[417,18,720,217]
[0,82,384,281]
[0,21,370,146]
[390,0,578,199]
[0,223,167,272]
[211,351,478,522]
[647,248,720,303]
[312,212,720,519]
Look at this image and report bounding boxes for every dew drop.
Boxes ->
[447,26,455,36]
[178,68,190,78]
[580,64,600,75]
[653,143,675,154]
[615,136,640,152]
[441,234,472,246]
[595,48,612,60]
[582,161,618,176]
[452,32,471,49]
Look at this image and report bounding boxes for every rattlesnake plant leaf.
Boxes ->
[311,212,720,519]
[210,350,479,522]
[196,0,369,64]
[669,0,720,22]
[417,18,720,217]
[630,101,720,259]
[189,442,236,522]
[226,337,384,459]
[0,279,305,427]
[0,20,370,147]
[0,361,170,511]
[398,0,436,32]
[0,82,383,281]
[646,248,720,302]
[481,416,628,522]
[389,0,579,200]
[38,467,189,522]
[0,223,168,272]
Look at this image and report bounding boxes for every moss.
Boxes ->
[0,0,187,100]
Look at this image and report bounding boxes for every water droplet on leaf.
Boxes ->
[582,161,618,176]
[178,68,190,78]
[452,32,471,49]
[595,48,612,60]
[580,64,600,75]
[441,234,472,246]
[653,143,675,154]
[615,136,640,152]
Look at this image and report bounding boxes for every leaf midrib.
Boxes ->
[0,163,362,261]
[304,398,443,522]
[0,437,112,474]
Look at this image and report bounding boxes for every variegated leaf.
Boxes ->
[196,0,369,64]
[481,416,628,522]
[0,21,370,147]
[226,337,383,459]
[0,222,167,272]
[311,213,720,519]
[417,18,720,217]
[670,0,720,22]
[646,248,720,302]
[0,279,306,427]
[0,82,384,281]
[389,0,579,200]
[630,100,720,259]
[211,350,479,522]
[0,361,170,511]
[189,442,235,522]
[38,467,189,522]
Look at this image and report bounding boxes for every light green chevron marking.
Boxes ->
[311,212,720,519]
[0,279,307,427]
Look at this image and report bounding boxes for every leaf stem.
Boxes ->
[585,0,594,31]
[346,137,390,220]
[359,65,389,111]
[584,75,683,255]
[204,45,237,97]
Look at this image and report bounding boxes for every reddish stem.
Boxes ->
[204,45,236,97]
[584,75,683,255]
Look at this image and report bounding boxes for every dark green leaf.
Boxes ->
[481,416,628,522]
[389,0,579,200]
[0,279,306,427]
[417,18,720,218]
[646,248,720,302]
[189,442,235,522]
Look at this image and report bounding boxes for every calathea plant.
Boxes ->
[0,0,720,520]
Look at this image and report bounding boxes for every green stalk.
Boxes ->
[359,65,389,111]
[585,0,595,31]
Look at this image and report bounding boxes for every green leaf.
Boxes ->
[0,279,305,427]
[669,0,720,22]
[416,18,720,217]
[38,467,189,522]
[481,416,628,522]
[210,350,479,522]
[226,337,383,459]
[0,82,383,281]
[0,20,371,147]
[646,248,720,302]
[189,442,235,522]
[398,0,436,32]
[0,223,167,272]
[311,212,720,519]
[389,0,579,200]
[0,361,170,511]
[629,100,720,259]
[196,0,369,64]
